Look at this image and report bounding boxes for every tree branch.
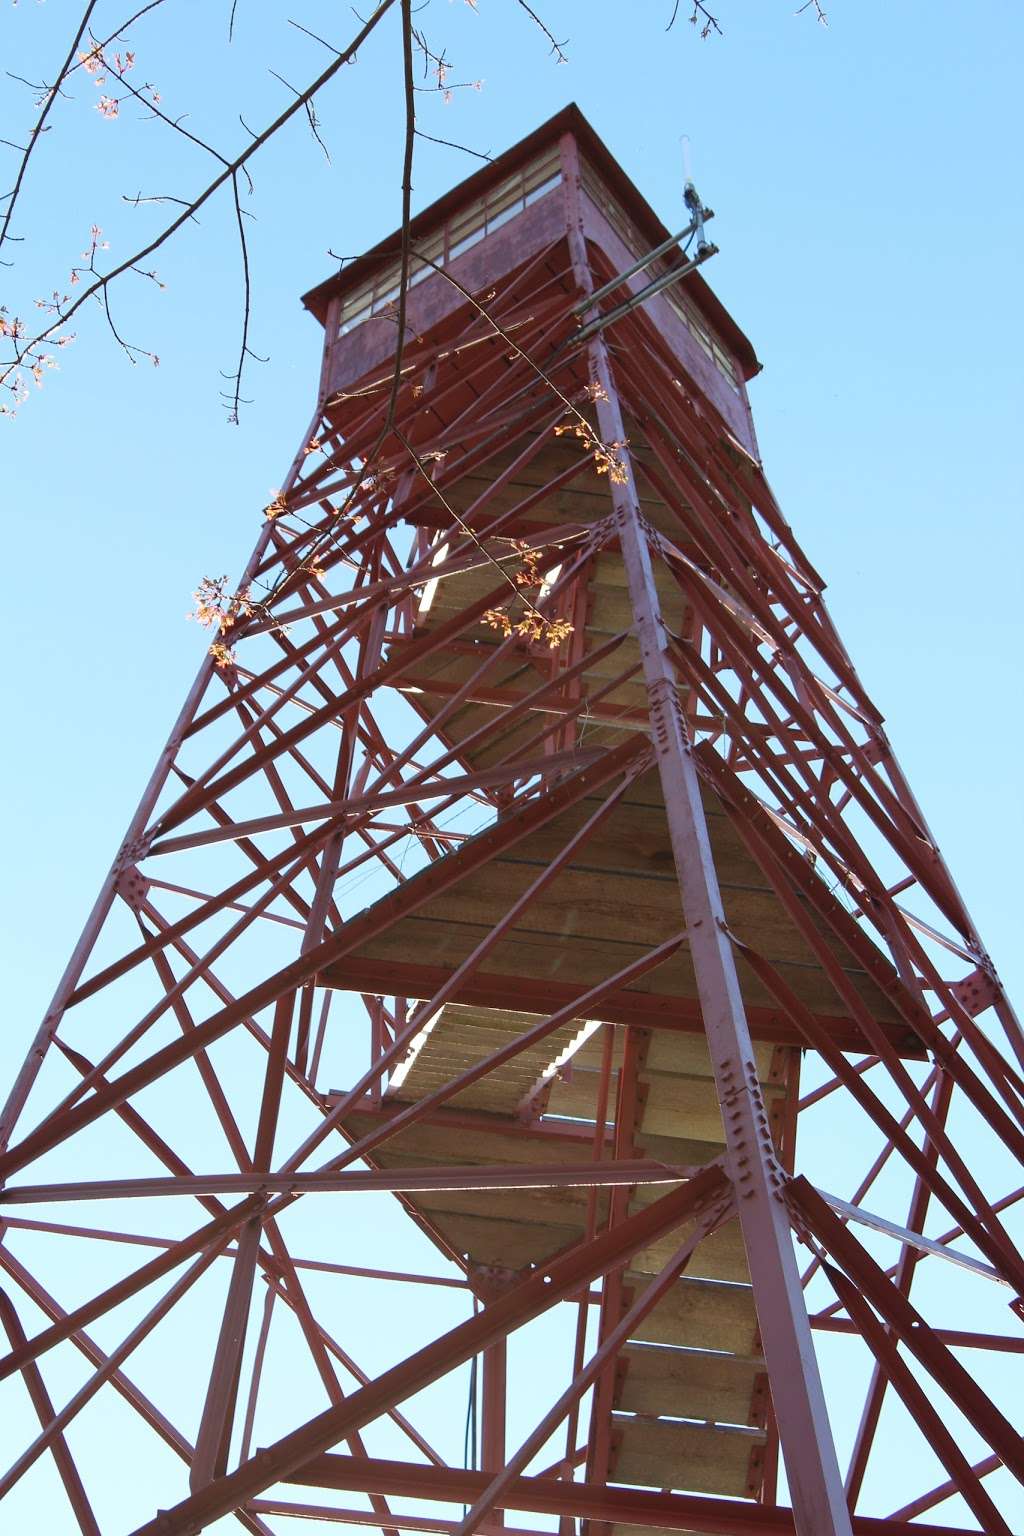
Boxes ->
[68,0,170,78]
[384,0,416,437]
[0,0,101,254]
[0,0,399,395]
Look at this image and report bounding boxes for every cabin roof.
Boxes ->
[301,102,761,381]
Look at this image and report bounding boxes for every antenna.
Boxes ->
[680,133,712,255]
[681,133,695,196]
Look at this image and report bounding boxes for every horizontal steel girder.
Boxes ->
[286,1454,983,1536]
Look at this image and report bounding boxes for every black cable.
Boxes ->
[462,1299,479,1514]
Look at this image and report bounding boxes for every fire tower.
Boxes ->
[1,106,1022,1536]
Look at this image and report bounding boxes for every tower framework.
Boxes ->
[1,106,1022,1536]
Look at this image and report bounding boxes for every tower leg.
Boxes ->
[583,330,852,1536]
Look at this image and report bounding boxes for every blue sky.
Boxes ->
[1,1,1022,1529]
[2,0,1020,1021]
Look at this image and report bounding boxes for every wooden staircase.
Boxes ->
[322,428,921,1509]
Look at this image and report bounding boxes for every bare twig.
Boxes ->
[221,170,261,422]
[411,24,447,81]
[101,284,159,366]
[415,128,492,161]
[268,70,332,162]
[795,0,828,23]
[286,18,345,55]
[512,0,569,62]
[123,192,201,221]
[666,0,722,37]
[410,23,482,99]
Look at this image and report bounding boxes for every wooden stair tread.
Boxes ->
[617,1342,766,1425]
[624,1274,758,1356]
[627,1211,748,1286]
[390,1000,591,1115]
[610,1411,765,1498]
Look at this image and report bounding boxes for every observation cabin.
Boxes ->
[303,104,761,454]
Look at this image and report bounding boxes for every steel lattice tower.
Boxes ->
[2,106,1022,1536]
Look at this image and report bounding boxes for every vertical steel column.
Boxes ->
[559,133,852,1536]
[586,1023,645,1496]
[190,990,295,1490]
[843,1072,954,1506]
[481,1339,506,1524]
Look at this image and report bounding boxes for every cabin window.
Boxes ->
[338,148,562,337]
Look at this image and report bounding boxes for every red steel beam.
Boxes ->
[0,1196,262,1383]
[152,566,528,838]
[0,1246,272,1536]
[191,990,295,1490]
[730,926,1024,1293]
[887,1452,1002,1523]
[0,1159,685,1206]
[313,937,684,1185]
[282,1455,985,1536]
[246,1499,525,1536]
[842,1071,954,1506]
[809,1314,1024,1354]
[325,956,886,1054]
[148,745,604,856]
[0,1241,230,1508]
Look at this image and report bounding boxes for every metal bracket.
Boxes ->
[950,967,1001,1018]
[115,864,150,912]
[468,1262,525,1303]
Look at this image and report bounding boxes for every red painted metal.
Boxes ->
[457,1196,735,1536]
[0,1160,688,1206]
[282,1456,986,1536]
[812,1259,1012,1536]
[2,107,1020,1536]
[128,1171,732,1533]
[0,1290,102,1536]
